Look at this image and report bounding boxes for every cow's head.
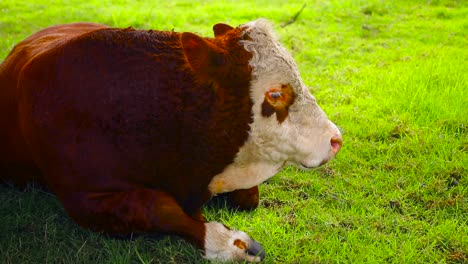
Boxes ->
[238,19,342,170]
[182,19,342,194]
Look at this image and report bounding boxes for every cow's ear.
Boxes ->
[262,84,296,123]
[213,23,234,37]
[181,32,227,78]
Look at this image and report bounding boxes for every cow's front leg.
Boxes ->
[225,186,259,211]
[204,222,265,262]
[57,189,265,262]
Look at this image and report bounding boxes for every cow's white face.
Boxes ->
[241,19,342,168]
[208,19,342,195]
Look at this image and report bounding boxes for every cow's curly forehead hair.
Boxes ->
[239,19,312,105]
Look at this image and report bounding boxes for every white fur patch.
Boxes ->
[209,19,340,195]
[204,222,262,262]
[208,160,283,194]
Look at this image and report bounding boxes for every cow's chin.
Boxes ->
[286,160,323,171]
[290,142,339,171]
[289,152,335,171]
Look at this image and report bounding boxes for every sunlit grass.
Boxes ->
[1,0,467,263]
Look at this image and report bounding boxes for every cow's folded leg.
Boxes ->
[191,208,206,222]
[58,189,265,262]
[225,186,259,211]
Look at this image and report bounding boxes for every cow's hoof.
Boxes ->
[204,222,265,262]
[245,238,266,260]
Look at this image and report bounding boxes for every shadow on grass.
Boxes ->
[0,183,210,263]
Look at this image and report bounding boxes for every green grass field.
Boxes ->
[1,0,467,263]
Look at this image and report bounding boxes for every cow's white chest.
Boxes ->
[208,160,282,195]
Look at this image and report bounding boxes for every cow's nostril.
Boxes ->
[330,135,343,154]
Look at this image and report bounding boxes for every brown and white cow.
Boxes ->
[0,19,342,262]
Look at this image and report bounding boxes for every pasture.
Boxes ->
[1,0,467,263]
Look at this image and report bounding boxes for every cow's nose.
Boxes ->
[330,134,343,155]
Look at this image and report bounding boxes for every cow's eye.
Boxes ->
[269,92,282,99]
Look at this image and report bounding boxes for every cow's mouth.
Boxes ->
[299,159,329,170]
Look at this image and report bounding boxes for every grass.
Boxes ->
[1,0,467,263]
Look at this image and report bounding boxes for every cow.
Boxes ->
[0,19,342,262]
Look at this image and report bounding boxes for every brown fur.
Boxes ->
[0,22,255,250]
